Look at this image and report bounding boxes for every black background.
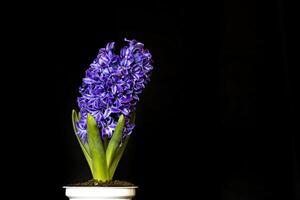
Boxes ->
[2,1,299,199]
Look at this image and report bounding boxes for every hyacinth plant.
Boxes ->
[71,39,153,181]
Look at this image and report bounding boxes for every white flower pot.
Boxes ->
[64,186,137,200]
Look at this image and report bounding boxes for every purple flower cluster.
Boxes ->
[76,39,153,142]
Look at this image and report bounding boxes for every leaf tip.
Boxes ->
[118,114,125,125]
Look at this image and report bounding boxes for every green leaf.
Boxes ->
[106,115,125,168]
[72,110,90,154]
[71,109,78,133]
[87,113,109,181]
[130,112,136,123]
[72,110,93,175]
[109,136,130,179]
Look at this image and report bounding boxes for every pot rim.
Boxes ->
[63,186,138,189]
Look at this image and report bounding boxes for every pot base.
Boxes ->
[64,186,137,200]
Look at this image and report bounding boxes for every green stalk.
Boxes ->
[87,114,109,181]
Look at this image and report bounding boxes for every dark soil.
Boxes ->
[69,179,135,187]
